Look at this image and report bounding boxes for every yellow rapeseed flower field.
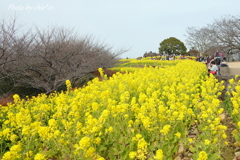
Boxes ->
[0,59,239,160]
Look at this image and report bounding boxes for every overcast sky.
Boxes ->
[0,0,239,58]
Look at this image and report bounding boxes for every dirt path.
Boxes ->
[220,61,240,76]
[227,61,240,75]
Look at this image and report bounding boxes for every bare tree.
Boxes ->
[185,27,211,56]
[143,51,159,57]
[209,15,240,60]
[0,17,128,95]
[211,15,240,49]
[185,15,240,60]
[187,47,200,57]
[0,16,34,96]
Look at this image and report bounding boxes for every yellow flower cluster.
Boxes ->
[65,79,72,89]
[197,151,208,160]
[98,68,105,77]
[0,60,229,159]
[160,125,171,135]
[227,75,240,147]
[154,149,163,160]
[2,144,22,160]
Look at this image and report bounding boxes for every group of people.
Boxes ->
[145,54,193,60]
[148,55,177,60]
[196,56,212,62]
[207,50,226,75]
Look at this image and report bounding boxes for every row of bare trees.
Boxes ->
[185,15,240,60]
[0,17,127,96]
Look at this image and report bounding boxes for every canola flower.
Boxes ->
[197,151,208,160]
[160,125,171,135]
[0,60,229,159]
[227,75,240,147]
[154,149,163,160]
[98,68,105,77]
[2,144,22,160]
[34,153,46,160]
[65,79,72,89]
[129,151,137,159]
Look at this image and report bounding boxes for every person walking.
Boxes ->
[214,50,222,75]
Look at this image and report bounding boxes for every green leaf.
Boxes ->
[149,143,156,151]
[121,150,130,160]
[98,145,107,152]
[208,152,220,160]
